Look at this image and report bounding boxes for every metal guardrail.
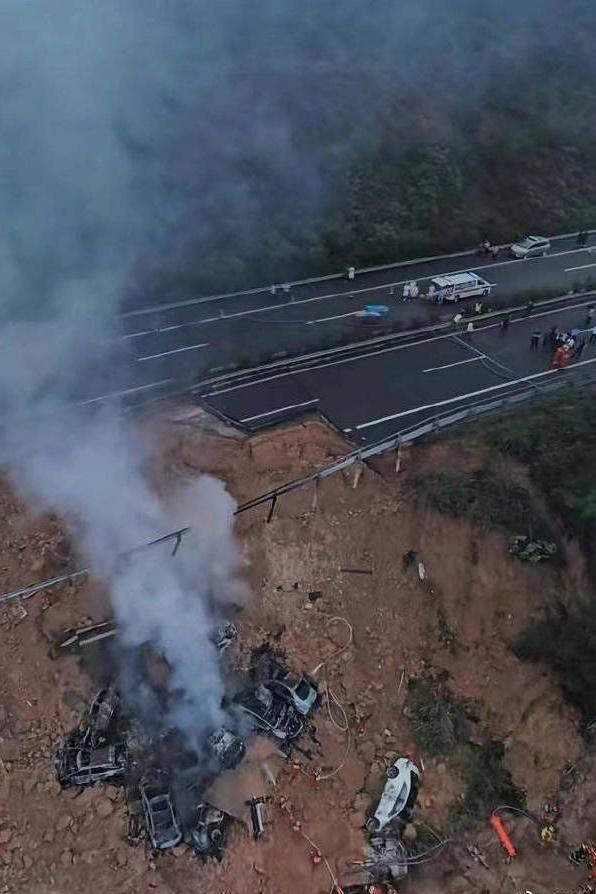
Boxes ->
[122,227,596,318]
[1,370,592,606]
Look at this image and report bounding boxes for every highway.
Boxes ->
[117,232,596,388]
[198,298,596,443]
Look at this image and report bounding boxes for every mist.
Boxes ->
[0,0,594,742]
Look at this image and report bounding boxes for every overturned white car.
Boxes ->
[366,757,421,833]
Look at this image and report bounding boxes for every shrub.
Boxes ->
[514,601,596,720]
[407,679,470,756]
[411,470,547,536]
[453,741,526,826]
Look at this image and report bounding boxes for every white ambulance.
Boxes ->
[429,271,493,303]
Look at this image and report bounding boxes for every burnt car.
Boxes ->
[140,775,182,850]
[206,727,246,769]
[210,622,238,652]
[83,682,119,748]
[55,740,128,788]
[238,684,304,741]
[269,671,318,716]
[191,802,231,859]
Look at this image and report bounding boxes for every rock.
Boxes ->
[172,845,186,858]
[437,762,447,774]
[95,798,113,818]
[0,829,13,845]
[23,854,33,870]
[60,850,72,867]
[56,814,72,832]
[104,785,119,801]
[402,824,418,843]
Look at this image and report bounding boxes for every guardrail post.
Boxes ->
[266,494,278,524]
[311,478,319,512]
[395,440,402,473]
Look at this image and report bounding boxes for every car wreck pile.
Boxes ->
[53,622,319,861]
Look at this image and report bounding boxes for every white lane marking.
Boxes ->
[565,263,596,272]
[205,296,596,398]
[307,310,362,324]
[423,356,484,373]
[135,341,210,363]
[240,399,319,423]
[122,246,594,339]
[350,357,596,432]
[76,379,174,406]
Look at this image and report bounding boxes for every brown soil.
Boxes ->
[0,408,593,894]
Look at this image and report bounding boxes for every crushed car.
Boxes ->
[83,681,120,748]
[206,727,246,769]
[191,802,231,859]
[55,737,128,788]
[269,669,318,716]
[238,683,304,742]
[140,773,183,850]
[366,758,421,834]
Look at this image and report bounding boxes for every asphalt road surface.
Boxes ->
[117,233,596,389]
[200,299,596,443]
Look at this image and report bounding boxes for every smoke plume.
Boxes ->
[0,0,593,741]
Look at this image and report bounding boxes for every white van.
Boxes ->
[430,271,493,303]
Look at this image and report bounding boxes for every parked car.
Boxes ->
[206,727,246,769]
[140,776,182,850]
[366,758,421,833]
[269,671,318,716]
[56,741,128,787]
[191,802,230,859]
[429,271,492,303]
[238,684,304,741]
[509,235,551,259]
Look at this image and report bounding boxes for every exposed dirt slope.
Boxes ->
[0,410,592,894]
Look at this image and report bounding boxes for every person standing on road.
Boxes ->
[590,326,596,346]
[453,312,463,329]
[573,339,586,360]
[475,301,483,314]
[466,321,475,334]
[500,315,510,334]
[530,331,541,350]
[403,282,411,302]
[577,231,588,248]
[525,300,535,317]
[586,305,595,326]
[541,331,550,350]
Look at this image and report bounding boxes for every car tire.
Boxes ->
[366,817,380,834]
[387,765,399,779]
[482,289,489,296]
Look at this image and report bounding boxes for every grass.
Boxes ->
[451,742,526,827]
[487,391,596,534]
[411,469,547,537]
[406,678,470,757]
[407,677,526,826]
[514,600,596,721]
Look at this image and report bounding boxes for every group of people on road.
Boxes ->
[524,308,596,368]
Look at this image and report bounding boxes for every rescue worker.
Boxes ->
[346,265,356,281]
[500,315,510,334]
[586,305,594,326]
[475,301,483,314]
[530,331,541,351]
[453,312,463,328]
[577,230,588,248]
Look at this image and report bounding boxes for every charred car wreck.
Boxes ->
[53,638,318,862]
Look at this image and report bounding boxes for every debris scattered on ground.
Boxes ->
[508,535,557,563]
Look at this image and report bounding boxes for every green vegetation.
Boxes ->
[514,601,596,720]
[407,678,470,756]
[453,742,526,827]
[412,470,546,537]
[488,391,596,533]
[407,677,526,825]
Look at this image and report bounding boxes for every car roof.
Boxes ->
[526,235,546,243]
[432,272,479,287]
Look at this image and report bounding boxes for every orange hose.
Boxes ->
[490,815,517,858]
